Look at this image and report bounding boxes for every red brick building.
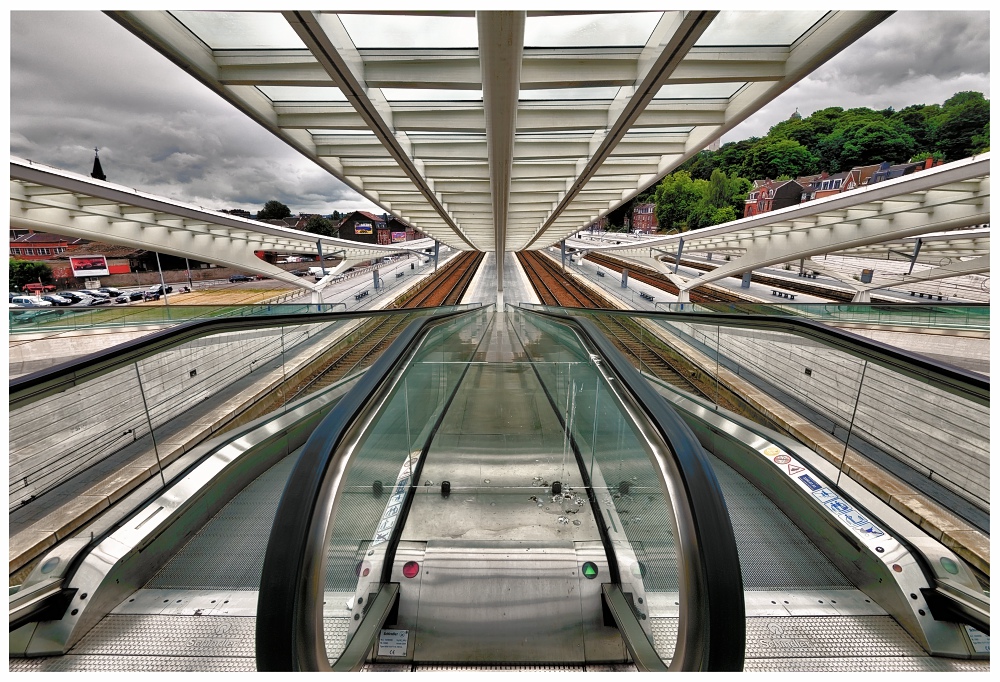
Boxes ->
[743,179,804,217]
[632,203,658,231]
[9,232,87,260]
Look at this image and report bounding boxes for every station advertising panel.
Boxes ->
[69,255,110,277]
[354,222,373,235]
[391,231,406,243]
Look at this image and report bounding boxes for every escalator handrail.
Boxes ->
[254,307,479,672]
[525,307,746,671]
[9,306,477,410]
[526,305,989,407]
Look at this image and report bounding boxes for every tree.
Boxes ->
[258,200,291,220]
[837,119,916,170]
[739,139,818,179]
[331,210,342,220]
[653,171,701,232]
[304,215,338,238]
[10,259,53,291]
[970,122,989,154]
[935,92,990,160]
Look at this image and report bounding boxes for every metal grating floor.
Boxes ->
[707,454,852,591]
[146,454,297,590]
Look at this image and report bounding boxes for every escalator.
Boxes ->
[255,305,744,671]
[10,306,990,671]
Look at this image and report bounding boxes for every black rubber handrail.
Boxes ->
[255,307,479,671]
[518,307,746,671]
[9,307,474,410]
[527,305,989,407]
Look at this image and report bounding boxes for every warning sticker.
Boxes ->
[773,454,791,465]
[787,464,805,476]
[762,445,781,458]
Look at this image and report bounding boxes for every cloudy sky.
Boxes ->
[8,9,991,216]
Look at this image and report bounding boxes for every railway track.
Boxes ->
[290,312,420,400]
[586,251,897,304]
[517,251,706,397]
[287,252,487,400]
[516,251,609,308]
[585,253,746,304]
[517,250,789,431]
[397,251,485,308]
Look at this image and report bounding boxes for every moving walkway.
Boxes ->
[9,306,990,671]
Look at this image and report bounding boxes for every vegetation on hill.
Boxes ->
[635,91,990,233]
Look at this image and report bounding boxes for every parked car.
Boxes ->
[22,283,57,294]
[61,291,98,305]
[41,294,72,306]
[98,287,122,297]
[146,284,174,295]
[83,289,111,299]
[125,290,146,301]
[290,269,309,276]
[56,291,84,303]
[228,274,254,283]
[11,295,53,307]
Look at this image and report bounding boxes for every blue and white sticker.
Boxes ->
[757,443,894,550]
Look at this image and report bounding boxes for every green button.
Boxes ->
[582,561,599,579]
[940,557,960,575]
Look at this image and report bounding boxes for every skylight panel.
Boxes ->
[654,83,746,99]
[524,12,663,47]
[258,86,348,103]
[171,11,305,50]
[696,11,826,46]
[338,14,478,48]
[519,86,622,100]
[381,89,483,101]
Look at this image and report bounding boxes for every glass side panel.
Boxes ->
[170,11,306,50]
[8,314,379,512]
[558,307,989,531]
[512,309,679,658]
[322,309,488,661]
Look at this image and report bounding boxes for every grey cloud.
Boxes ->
[10,10,379,216]
[722,10,989,142]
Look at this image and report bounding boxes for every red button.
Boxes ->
[402,561,420,579]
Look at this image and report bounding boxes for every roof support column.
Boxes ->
[478,11,524,301]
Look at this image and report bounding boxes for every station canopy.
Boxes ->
[108,10,893,255]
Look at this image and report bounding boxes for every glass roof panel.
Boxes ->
[524,12,663,47]
[171,11,305,50]
[520,86,622,100]
[258,86,347,102]
[697,11,826,46]
[654,83,746,99]
[338,14,478,48]
[381,88,483,101]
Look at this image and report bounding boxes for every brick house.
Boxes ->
[9,232,87,260]
[743,179,804,217]
[632,203,658,231]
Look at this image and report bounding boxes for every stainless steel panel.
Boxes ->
[412,541,586,663]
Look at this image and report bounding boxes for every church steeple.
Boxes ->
[91,148,106,181]
[789,108,802,121]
